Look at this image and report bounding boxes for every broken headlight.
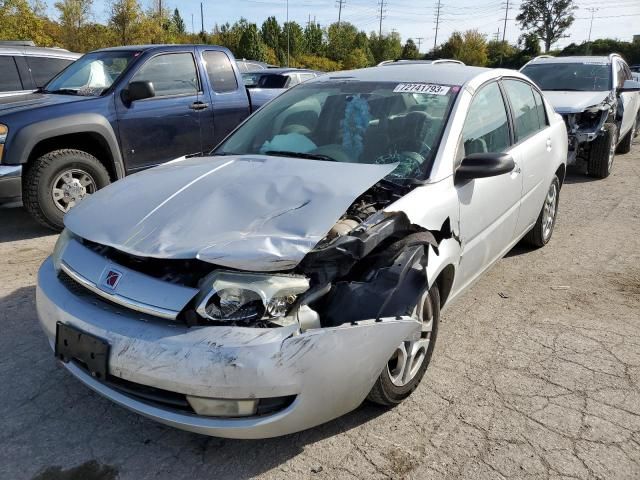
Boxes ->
[195,271,310,324]
[52,228,75,272]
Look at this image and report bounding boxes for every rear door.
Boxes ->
[116,49,204,170]
[199,49,251,151]
[617,59,638,138]
[455,81,523,292]
[501,78,553,237]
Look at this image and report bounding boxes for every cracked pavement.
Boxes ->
[1,150,640,480]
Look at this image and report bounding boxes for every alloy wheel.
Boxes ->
[542,181,558,242]
[51,168,97,213]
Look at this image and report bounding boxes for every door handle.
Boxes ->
[189,102,208,111]
[546,138,552,151]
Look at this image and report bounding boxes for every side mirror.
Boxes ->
[455,152,515,182]
[619,79,640,93]
[123,81,155,103]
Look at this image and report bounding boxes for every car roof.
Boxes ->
[312,64,492,87]
[0,45,80,59]
[243,68,318,75]
[94,44,229,54]
[378,59,464,66]
[526,55,612,65]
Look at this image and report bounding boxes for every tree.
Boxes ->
[326,22,358,63]
[486,40,518,67]
[237,22,266,61]
[516,0,576,53]
[303,21,323,56]
[440,30,488,66]
[0,0,53,45]
[369,31,402,64]
[261,16,281,53]
[108,0,143,45]
[401,38,419,59]
[280,21,304,62]
[343,48,369,69]
[54,0,93,50]
[171,8,185,34]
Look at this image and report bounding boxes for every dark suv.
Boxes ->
[0,41,80,97]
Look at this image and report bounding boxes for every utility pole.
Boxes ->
[191,13,194,34]
[416,36,424,52]
[200,2,204,34]
[501,0,509,42]
[337,0,345,28]
[433,0,442,50]
[286,0,290,67]
[494,28,500,42]
[378,0,386,37]
[587,8,598,42]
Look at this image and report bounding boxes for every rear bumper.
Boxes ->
[36,257,419,439]
[0,165,22,204]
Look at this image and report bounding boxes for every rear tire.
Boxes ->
[616,118,636,155]
[23,149,111,231]
[367,285,440,406]
[587,123,617,179]
[523,176,560,248]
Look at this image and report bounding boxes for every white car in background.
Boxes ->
[37,64,567,438]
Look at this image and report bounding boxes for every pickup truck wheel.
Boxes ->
[616,118,636,155]
[523,176,560,248]
[23,149,110,231]
[367,285,440,406]
[587,123,617,179]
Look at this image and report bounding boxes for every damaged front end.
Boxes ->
[561,97,614,165]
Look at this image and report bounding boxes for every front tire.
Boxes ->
[523,176,560,248]
[588,123,617,179]
[23,149,110,231]
[367,285,440,406]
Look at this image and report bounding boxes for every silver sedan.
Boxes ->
[36,64,568,438]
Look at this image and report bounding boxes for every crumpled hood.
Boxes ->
[65,155,396,271]
[542,90,611,114]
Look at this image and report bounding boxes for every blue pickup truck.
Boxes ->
[0,44,258,229]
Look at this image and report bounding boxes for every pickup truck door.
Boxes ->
[453,81,523,295]
[198,49,251,152]
[116,50,204,171]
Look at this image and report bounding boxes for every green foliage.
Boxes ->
[0,0,53,45]
[559,39,640,64]
[108,0,142,45]
[172,8,185,35]
[261,16,280,52]
[401,38,419,59]
[294,54,341,71]
[369,31,402,64]
[237,23,266,62]
[440,30,488,66]
[303,21,323,56]
[516,0,576,52]
[486,40,518,67]
[280,21,304,61]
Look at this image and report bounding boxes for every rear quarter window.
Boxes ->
[203,51,238,93]
[0,56,24,91]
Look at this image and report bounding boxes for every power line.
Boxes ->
[378,0,387,36]
[434,0,443,50]
[337,0,345,27]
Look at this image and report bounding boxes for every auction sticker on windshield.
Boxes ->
[393,83,451,95]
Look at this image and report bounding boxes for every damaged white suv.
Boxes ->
[521,54,640,178]
[37,65,568,438]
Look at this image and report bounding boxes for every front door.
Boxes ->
[453,81,523,295]
[116,50,203,171]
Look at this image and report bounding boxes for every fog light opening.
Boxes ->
[186,396,258,417]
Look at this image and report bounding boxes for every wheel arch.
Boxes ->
[432,263,455,308]
[8,114,125,180]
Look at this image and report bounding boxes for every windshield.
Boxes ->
[522,62,612,92]
[45,51,139,96]
[216,80,458,181]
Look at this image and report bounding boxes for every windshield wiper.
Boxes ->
[264,150,337,162]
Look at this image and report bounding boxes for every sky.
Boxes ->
[49,0,640,53]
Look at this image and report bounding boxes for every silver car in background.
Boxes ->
[37,64,568,438]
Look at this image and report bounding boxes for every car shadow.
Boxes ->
[504,243,536,258]
[0,207,54,243]
[1,285,391,480]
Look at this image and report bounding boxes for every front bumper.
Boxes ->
[37,257,419,438]
[0,165,21,204]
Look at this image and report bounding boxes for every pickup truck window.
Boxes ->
[203,51,238,93]
[45,51,137,96]
[26,56,75,88]
[0,56,23,91]
[131,52,199,97]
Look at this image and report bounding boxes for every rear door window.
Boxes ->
[26,56,74,87]
[503,79,542,142]
[531,88,548,127]
[203,51,238,93]
[0,56,24,91]
[131,52,199,97]
[461,82,511,155]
